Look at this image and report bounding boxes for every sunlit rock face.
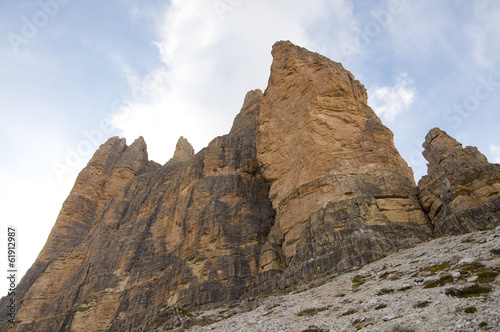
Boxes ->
[254,41,431,290]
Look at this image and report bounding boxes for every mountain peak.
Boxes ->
[164,136,194,166]
[4,42,500,332]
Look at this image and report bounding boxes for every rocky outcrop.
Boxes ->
[1,90,275,332]
[167,136,195,165]
[3,41,500,332]
[255,41,431,289]
[418,128,500,235]
[1,136,158,331]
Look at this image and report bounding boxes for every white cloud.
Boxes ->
[468,1,500,68]
[110,0,355,164]
[491,145,500,163]
[368,72,416,121]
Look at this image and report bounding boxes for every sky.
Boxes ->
[1,0,499,294]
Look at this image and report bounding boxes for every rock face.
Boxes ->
[1,41,499,332]
[418,128,500,235]
[255,41,431,289]
[167,136,195,165]
[1,89,275,332]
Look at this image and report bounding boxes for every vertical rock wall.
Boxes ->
[418,128,500,235]
[254,41,431,288]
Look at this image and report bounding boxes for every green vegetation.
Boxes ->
[297,307,329,317]
[379,271,403,280]
[479,321,488,328]
[351,276,366,288]
[178,307,193,318]
[476,269,499,283]
[423,275,454,288]
[420,262,453,275]
[459,262,485,274]
[463,306,477,314]
[490,248,500,255]
[446,284,492,298]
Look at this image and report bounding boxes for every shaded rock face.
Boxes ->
[1,91,275,332]
[418,128,500,236]
[2,41,498,332]
[255,41,431,288]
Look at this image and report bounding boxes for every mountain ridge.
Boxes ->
[1,41,499,332]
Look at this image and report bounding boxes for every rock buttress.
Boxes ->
[254,41,432,290]
[1,91,275,331]
[418,128,500,236]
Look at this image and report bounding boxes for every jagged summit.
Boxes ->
[2,42,499,332]
[166,136,195,165]
[419,128,500,235]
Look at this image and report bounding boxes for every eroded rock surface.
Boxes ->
[255,41,431,290]
[0,91,275,332]
[2,42,499,332]
[418,128,500,236]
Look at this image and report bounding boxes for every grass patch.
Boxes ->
[351,276,366,289]
[424,274,454,288]
[463,306,477,314]
[459,262,485,274]
[490,248,500,255]
[420,262,453,275]
[458,262,499,283]
[297,307,328,317]
[445,284,492,298]
[479,321,488,328]
[179,308,194,318]
[476,269,499,283]
[378,271,403,280]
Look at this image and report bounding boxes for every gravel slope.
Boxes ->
[169,226,500,332]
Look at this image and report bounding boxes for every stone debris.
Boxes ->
[182,227,500,332]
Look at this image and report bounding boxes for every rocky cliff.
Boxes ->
[1,41,499,332]
[254,42,431,291]
[418,128,500,236]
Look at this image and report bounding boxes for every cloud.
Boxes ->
[468,1,500,68]
[110,0,355,164]
[491,145,500,163]
[368,72,416,121]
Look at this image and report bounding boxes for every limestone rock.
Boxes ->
[418,128,500,235]
[4,41,500,332]
[185,226,500,332]
[0,90,275,332]
[255,41,431,288]
[167,136,195,165]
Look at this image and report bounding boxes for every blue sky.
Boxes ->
[1,0,499,292]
